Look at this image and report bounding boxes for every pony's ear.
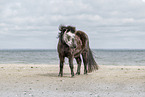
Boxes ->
[67,26,76,33]
[59,25,66,32]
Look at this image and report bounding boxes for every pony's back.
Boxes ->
[76,31,89,49]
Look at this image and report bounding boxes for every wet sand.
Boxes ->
[0,64,145,97]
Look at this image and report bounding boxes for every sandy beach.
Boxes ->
[0,64,145,97]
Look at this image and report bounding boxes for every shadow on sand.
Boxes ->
[38,73,71,78]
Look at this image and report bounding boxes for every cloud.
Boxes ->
[0,0,145,49]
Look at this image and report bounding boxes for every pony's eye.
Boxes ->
[72,38,74,43]
[63,28,66,32]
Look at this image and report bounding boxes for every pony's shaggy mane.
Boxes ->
[59,25,66,32]
[59,25,76,33]
[66,26,76,33]
[58,25,76,41]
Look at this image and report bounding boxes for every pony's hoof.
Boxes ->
[84,72,88,75]
[58,74,63,77]
[71,73,74,77]
[76,72,80,75]
[71,75,74,77]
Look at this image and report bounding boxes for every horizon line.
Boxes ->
[1,48,145,50]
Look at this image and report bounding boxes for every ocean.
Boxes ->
[0,49,145,66]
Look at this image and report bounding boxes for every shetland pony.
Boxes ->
[57,25,98,77]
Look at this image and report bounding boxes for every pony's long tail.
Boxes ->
[87,48,99,72]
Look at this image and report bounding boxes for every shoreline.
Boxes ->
[1,63,145,66]
[0,64,145,97]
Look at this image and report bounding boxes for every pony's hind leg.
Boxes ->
[82,52,88,74]
[75,56,82,75]
[58,56,65,77]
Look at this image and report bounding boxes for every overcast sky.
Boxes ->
[0,0,145,49]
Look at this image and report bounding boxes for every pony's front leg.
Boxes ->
[69,57,74,77]
[58,57,64,77]
[75,56,82,75]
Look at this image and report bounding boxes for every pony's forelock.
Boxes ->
[67,26,76,33]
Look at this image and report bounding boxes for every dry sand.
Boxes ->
[0,64,145,97]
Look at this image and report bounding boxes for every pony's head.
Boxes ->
[59,25,77,48]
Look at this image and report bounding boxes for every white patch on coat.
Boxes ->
[67,31,75,38]
[63,31,76,47]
